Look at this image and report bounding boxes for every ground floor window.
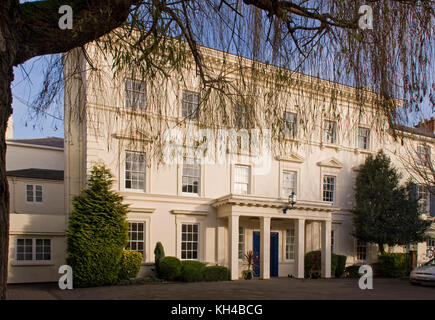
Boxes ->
[286,225,295,260]
[16,238,51,261]
[427,238,435,259]
[127,222,145,259]
[331,230,335,253]
[181,224,199,260]
[238,227,245,260]
[356,239,367,261]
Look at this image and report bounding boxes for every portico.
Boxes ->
[212,194,337,280]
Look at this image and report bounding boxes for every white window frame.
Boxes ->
[124,151,146,192]
[238,227,245,260]
[283,112,297,138]
[182,91,200,119]
[416,145,431,167]
[182,157,201,196]
[282,170,297,199]
[126,221,146,261]
[417,184,430,215]
[180,223,200,260]
[233,165,251,195]
[125,79,146,109]
[25,184,43,203]
[15,238,51,263]
[285,224,295,261]
[322,175,336,203]
[357,127,370,150]
[356,239,367,262]
[426,238,435,260]
[323,120,337,145]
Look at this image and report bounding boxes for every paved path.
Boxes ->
[6,278,435,300]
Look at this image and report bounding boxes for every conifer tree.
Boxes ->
[67,165,129,287]
[353,151,431,254]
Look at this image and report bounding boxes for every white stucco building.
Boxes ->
[6,40,435,283]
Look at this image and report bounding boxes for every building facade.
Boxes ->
[6,41,435,283]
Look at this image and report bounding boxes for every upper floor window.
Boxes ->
[358,127,370,150]
[238,227,245,260]
[282,171,297,198]
[356,239,367,261]
[283,112,297,138]
[234,165,250,195]
[286,225,295,260]
[234,104,249,129]
[182,157,200,195]
[125,151,146,191]
[416,145,431,167]
[26,184,42,203]
[417,184,430,215]
[125,79,146,109]
[181,223,199,260]
[16,238,51,261]
[127,222,145,259]
[182,91,199,119]
[322,175,336,202]
[323,120,337,144]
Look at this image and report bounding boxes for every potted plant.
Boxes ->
[242,250,257,280]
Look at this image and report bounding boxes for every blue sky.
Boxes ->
[10,55,433,140]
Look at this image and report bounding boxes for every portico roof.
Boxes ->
[211,194,339,213]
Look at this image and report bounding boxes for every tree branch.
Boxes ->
[14,0,140,66]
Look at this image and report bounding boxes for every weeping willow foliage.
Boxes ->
[31,1,433,165]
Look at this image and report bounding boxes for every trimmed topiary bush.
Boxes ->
[378,253,412,278]
[154,242,165,277]
[119,250,143,280]
[305,251,339,278]
[335,255,347,278]
[67,165,129,287]
[180,260,206,282]
[345,265,361,278]
[159,257,182,280]
[203,266,229,281]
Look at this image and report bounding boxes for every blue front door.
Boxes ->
[253,231,279,277]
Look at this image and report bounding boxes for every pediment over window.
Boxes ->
[275,153,305,163]
[316,157,343,169]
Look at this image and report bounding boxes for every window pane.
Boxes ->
[181,224,199,260]
[182,157,200,194]
[125,152,146,190]
[126,222,145,259]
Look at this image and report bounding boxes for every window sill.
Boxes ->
[282,260,295,264]
[354,148,373,155]
[320,143,339,151]
[12,261,54,266]
[181,192,200,197]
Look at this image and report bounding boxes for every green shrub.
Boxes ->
[203,266,229,281]
[180,260,206,282]
[118,250,143,280]
[154,242,165,277]
[66,166,129,287]
[335,255,347,278]
[345,265,361,278]
[159,257,182,280]
[304,251,338,278]
[378,253,412,278]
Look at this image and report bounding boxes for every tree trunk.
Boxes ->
[0,25,14,300]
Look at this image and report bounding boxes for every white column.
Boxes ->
[295,219,305,279]
[260,216,271,280]
[228,215,239,280]
[216,219,225,266]
[321,220,332,278]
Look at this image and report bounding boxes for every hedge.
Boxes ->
[335,255,347,278]
[378,253,412,278]
[159,257,182,280]
[345,265,361,278]
[203,266,229,281]
[180,260,206,282]
[119,250,143,280]
[304,251,338,278]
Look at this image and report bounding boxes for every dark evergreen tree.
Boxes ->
[67,165,129,287]
[353,151,431,254]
